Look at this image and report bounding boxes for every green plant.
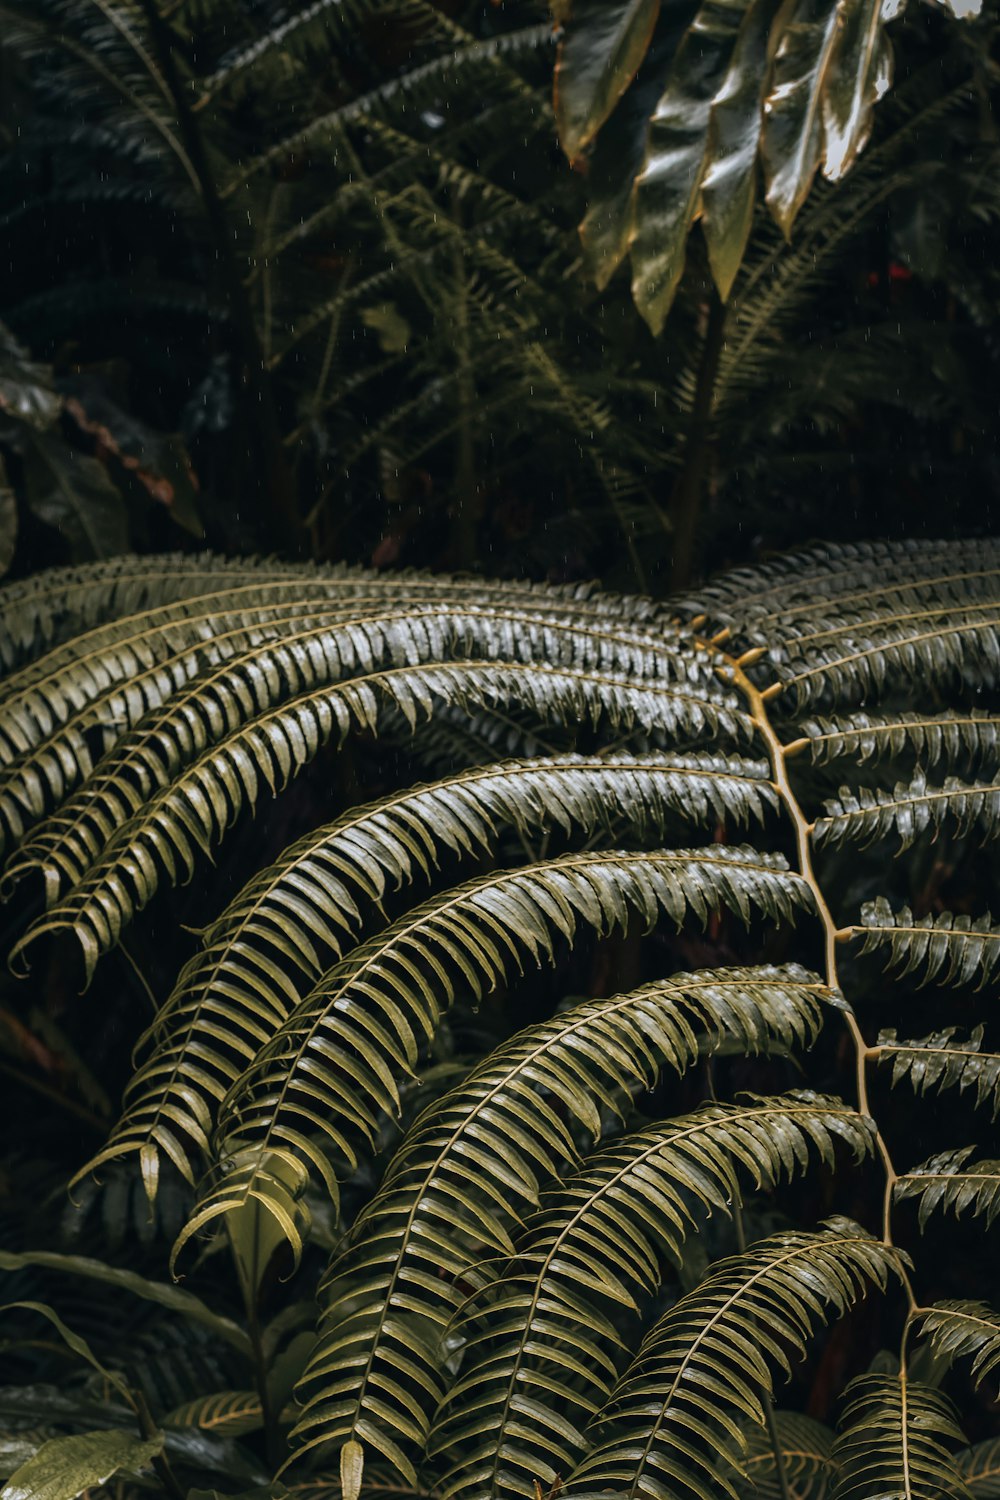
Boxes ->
[1,537,999,1499]
[1,0,671,572]
[551,0,990,331]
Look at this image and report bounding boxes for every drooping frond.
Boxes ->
[91,761,780,1188]
[0,566,679,758]
[788,711,1000,769]
[176,847,812,1255]
[291,982,831,1474]
[874,1028,1000,1119]
[0,593,704,798]
[5,658,751,927]
[12,748,774,981]
[562,1221,898,1500]
[431,1120,874,1500]
[814,773,1000,853]
[730,1412,836,1500]
[914,1302,1000,1388]
[830,1373,969,1500]
[849,900,1000,990]
[895,1150,1000,1230]
[674,540,1000,712]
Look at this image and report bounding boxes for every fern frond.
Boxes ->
[20,749,775,980]
[165,1390,264,1438]
[914,1302,1000,1388]
[894,1150,1000,1230]
[874,1028,1000,1119]
[957,1437,1000,1498]
[789,711,1000,769]
[830,1372,969,1500]
[0,588,697,771]
[814,772,1000,852]
[91,755,778,1183]
[8,663,753,967]
[562,1221,898,1500]
[432,1122,874,1500]
[0,597,726,856]
[0,556,668,710]
[731,1412,836,1500]
[682,539,1000,641]
[177,847,811,1258]
[848,899,1000,990]
[772,604,1000,712]
[290,976,831,1473]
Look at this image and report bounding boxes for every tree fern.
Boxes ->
[1,536,998,1500]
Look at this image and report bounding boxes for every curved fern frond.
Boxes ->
[562,1221,898,1500]
[228,24,553,193]
[178,847,812,1259]
[957,1437,1000,1498]
[847,899,1000,990]
[90,758,779,1188]
[772,605,1000,712]
[165,1390,264,1438]
[829,1372,969,1500]
[788,712,1000,769]
[6,658,751,924]
[14,749,775,981]
[684,540,1000,642]
[0,593,700,795]
[894,1150,1000,1230]
[814,773,1000,852]
[874,1028,1000,1120]
[290,977,831,1473]
[914,1302,1000,1389]
[0,565,674,755]
[730,1412,836,1500]
[431,1116,874,1500]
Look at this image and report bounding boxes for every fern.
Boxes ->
[830,1373,969,1500]
[874,1028,1000,1120]
[1,536,999,1500]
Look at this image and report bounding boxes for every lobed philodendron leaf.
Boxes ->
[0,1431,164,1500]
[821,0,897,184]
[554,0,662,161]
[761,0,847,237]
[701,0,788,299]
[630,0,746,331]
[556,0,977,325]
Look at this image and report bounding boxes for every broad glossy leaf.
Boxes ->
[630,0,747,331]
[821,0,896,182]
[579,17,685,288]
[554,0,662,160]
[762,0,845,237]
[21,437,128,563]
[1,1430,163,1500]
[701,0,787,298]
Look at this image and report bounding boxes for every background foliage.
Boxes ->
[1,6,1000,1500]
[0,1,998,588]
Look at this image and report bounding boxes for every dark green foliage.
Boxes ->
[0,537,999,1500]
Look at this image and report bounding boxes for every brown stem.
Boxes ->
[699,644,916,1309]
[134,1389,185,1500]
[449,201,478,571]
[135,0,303,555]
[668,291,727,590]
